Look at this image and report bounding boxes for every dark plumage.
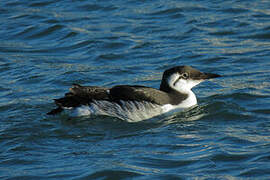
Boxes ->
[47,65,221,116]
[47,84,187,115]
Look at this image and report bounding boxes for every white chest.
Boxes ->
[161,90,197,113]
[176,90,197,108]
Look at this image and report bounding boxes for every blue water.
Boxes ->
[1,0,270,179]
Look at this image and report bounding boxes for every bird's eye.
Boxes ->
[182,73,189,79]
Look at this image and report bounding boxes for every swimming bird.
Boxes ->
[47,66,221,121]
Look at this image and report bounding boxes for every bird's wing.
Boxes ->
[47,84,172,115]
[68,84,110,100]
[53,84,110,108]
[109,85,171,105]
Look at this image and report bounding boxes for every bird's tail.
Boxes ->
[47,107,63,115]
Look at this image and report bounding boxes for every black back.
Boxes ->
[47,84,187,115]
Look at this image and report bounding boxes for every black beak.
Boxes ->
[196,72,221,80]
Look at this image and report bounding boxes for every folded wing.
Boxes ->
[47,84,109,115]
[47,84,172,115]
[109,85,171,105]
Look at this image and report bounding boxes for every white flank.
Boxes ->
[68,100,187,122]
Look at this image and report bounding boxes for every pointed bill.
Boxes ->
[194,72,221,80]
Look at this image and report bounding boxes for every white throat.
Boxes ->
[177,90,197,108]
[167,73,203,94]
[167,73,203,108]
[161,89,197,114]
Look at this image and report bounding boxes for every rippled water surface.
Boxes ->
[1,0,270,179]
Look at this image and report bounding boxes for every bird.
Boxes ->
[47,65,221,122]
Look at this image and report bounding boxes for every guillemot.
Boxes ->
[47,66,221,122]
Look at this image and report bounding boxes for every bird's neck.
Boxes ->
[160,80,174,93]
[160,81,191,105]
[175,90,197,108]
